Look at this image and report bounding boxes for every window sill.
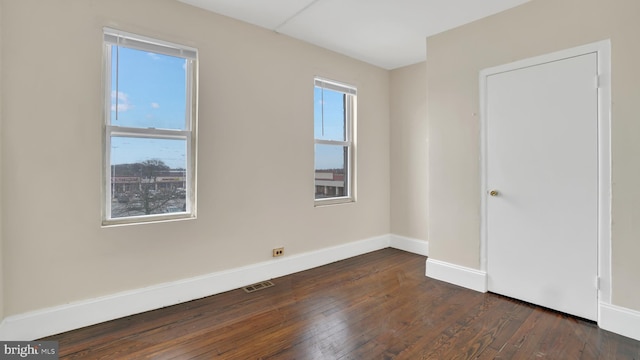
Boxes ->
[314,197,355,207]
[102,213,196,227]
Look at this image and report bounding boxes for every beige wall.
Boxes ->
[0,0,390,316]
[390,62,428,240]
[427,0,640,310]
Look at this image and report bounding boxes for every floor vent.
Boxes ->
[243,280,275,293]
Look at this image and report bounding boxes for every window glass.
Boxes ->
[110,46,188,130]
[314,87,346,141]
[110,137,187,218]
[314,144,348,199]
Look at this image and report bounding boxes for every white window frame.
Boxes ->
[314,77,357,206]
[102,28,198,226]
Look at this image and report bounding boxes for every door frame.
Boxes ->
[479,40,611,321]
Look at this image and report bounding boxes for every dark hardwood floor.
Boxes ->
[42,248,640,359]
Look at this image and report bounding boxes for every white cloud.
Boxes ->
[147,52,161,61]
[151,102,160,109]
[111,91,133,112]
[112,91,127,101]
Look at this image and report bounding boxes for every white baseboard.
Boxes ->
[389,235,429,256]
[0,234,429,341]
[425,258,487,293]
[424,259,640,342]
[599,303,640,341]
[5,236,638,343]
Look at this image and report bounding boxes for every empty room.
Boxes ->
[0,0,639,358]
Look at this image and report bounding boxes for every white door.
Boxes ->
[486,52,598,320]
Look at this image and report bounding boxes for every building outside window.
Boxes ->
[103,28,198,225]
[314,77,356,205]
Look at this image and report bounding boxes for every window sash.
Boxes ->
[104,47,196,130]
[314,144,353,200]
[107,125,191,139]
[104,133,194,223]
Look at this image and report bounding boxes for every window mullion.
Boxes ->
[314,139,350,147]
[108,125,190,139]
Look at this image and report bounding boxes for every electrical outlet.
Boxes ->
[273,247,284,257]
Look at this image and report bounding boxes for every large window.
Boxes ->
[314,77,356,205]
[103,28,197,225]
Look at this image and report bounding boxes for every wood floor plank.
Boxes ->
[41,248,640,359]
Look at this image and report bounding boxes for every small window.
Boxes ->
[103,28,197,225]
[314,77,356,205]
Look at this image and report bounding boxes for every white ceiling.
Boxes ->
[178,0,531,69]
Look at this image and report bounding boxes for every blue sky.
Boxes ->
[314,87,347,170]
[314,87,346,142]
[110,46,187,169]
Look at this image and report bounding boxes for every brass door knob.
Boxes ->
[489,190,499,197]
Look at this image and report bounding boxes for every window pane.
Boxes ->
[314,87,346,141]
[315,144,348,199]
[110,46,187,130]
[110,137,187,218]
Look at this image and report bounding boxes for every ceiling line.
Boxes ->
[273,0,323,33]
